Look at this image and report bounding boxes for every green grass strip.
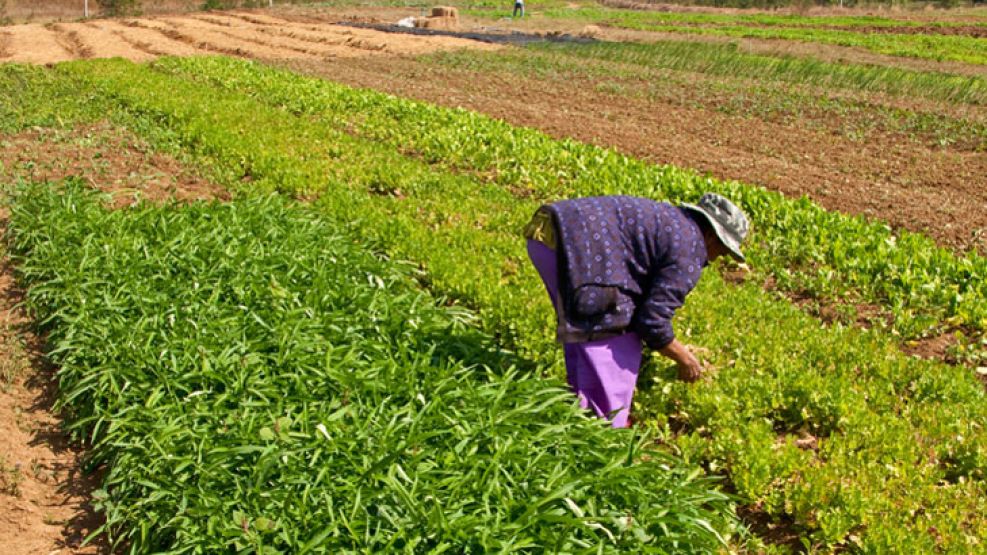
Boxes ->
[37,57,987,551]
[7,181,737,553]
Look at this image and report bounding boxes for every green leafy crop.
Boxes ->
[7,182,737,553]
[3,57,986,551]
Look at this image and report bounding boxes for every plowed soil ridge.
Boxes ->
[170,16,323,57]
[89,21,170,58]
[182,16,338,58]
[0,10,497,64]
[3,23,73,64]
[116,19,210,57]
[49,24,94,59]
[0,32,11,59]
[73,21,154,62]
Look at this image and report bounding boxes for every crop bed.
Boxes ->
[7,182,734,552]
[2,55,986,552]
[529,6,987,65]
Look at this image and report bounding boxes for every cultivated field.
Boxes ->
[0,10,497,64]
[1,2,985,554]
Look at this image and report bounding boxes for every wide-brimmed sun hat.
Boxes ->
[681,193,750,262]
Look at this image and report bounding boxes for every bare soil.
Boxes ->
[0,9,498,64]
[0,122,230,553]
[2,23,73,63]
[0,217,104,555]
[0,123,229,207]
[283,55,987,255]
[827,23,987,38]
[0,30,11,58]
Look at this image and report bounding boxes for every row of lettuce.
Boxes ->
[7,183,735,552]
[3,58,986,551]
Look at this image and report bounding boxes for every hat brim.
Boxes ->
[682,203,745,263]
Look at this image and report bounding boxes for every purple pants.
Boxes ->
[527,240,642,428]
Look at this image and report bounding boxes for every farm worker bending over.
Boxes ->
[513,0,524,18]
[524,193,749,428]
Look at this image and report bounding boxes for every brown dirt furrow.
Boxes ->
[155,16,319,59]
[257,8,342,26]
[0,246,104,555]
[110,19,208,57]
[284,56,987,255]
[215,11,358,48]
[64,21,155,62]
[179,15,337,57]
[185,14,497,57]
[0,32,11,59]
[220,10,291,27]
[814,23,987,38]
[48,23,94,59]
[124,18,281,59]
[231,20,351,48]
[89,20,170,58]
[3,23,73,64]
[266,7,504,55]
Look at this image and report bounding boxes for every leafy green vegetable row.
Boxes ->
[7,182,735,553]
[534,7,987,30]
[530,6,987,65]
[513,40,987,106]
[423,45,987,151]
[40,57,987,552]
[150,56,986,354]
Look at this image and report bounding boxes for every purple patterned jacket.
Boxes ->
[544,196,708,349]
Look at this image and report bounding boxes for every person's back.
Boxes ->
[545,196,707,346]
[524,193,749,428]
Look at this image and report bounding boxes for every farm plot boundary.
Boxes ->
[3,57,982,551]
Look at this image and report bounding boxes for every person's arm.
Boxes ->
[635,262,705,382]
[658,338,703,383]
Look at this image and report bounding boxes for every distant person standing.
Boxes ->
[513,0,524,18]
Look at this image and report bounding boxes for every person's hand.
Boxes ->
[676,351,704,383]
[659,339,708,383]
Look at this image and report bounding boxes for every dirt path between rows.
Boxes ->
[0,213,103,555]
[285,55,987,255]
[0,123,229,553]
